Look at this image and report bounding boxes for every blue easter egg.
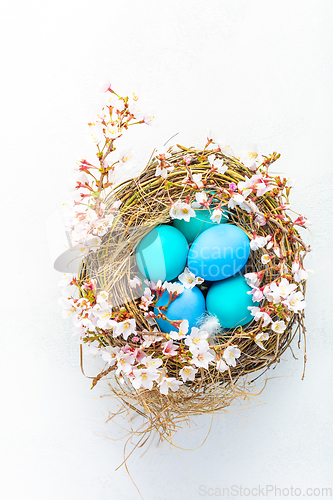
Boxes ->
[173,208,228,243]
[154,283,206,333]
[187,224,250,281]
[135,225,188,282]
[206,274,253,328]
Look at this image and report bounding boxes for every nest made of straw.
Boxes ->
[79,145,308,441]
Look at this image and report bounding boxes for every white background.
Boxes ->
[1,1,333,499]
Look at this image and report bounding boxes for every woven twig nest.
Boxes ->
[78,144,310,442]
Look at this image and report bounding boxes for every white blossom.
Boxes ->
[292,260,309,283]
[179,365,198,382]
[250,234,270,251]
[84,343,101,357]
[155,161,174,179]
[92,301,115,329]
[91,218,110,237]
[58,296,77,319]
[223,346,241,367]
[244,273,260,288]
[158,376,183,395]
[239,146,262,171]
[58,273,75,287]
[115,351,136,375]
[261,254,272,265]
[255,331,270,350]
[164,281,184,295]
[96,291,109,303]
[113,318,136,340]
[73,314,96,332]
[101,346,120,365]
[178,267,204,289]
[97,316,117,330]
[216,358,229,372]
[195,191,208,206]
[283,291,306,312]
[169,201,196,222]
[142,355,163,370]
[271,320,287,333]
[208,154,228,174]
[131,368,160,390]
[264,278,297,304]
[169,320,189,340]
[129,276,142,288]
[210,208,223,223]
[86,235,102,252]
[192,173,203,188]
[185,327,209,353]
[191,349,215,369]
[277,278,297,298]
[141,329,163,347]
[228,193,246,210]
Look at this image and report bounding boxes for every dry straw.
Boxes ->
[79,145,309,444]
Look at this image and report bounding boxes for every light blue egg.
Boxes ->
[206,274,253,328]
[187,224,250,281]
[154,283,206,333]
[173,208,228,243]
[135,225,188,282]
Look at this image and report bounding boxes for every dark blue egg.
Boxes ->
[154,283,206,333]
[187,224,250,281]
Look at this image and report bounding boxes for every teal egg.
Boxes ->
[206,274,253,328]
[173,208,228,244]
[154,283,206,333]
[135,225,188,282]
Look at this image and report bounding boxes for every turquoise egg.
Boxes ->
[173,208,228,243]
[154,283,206,333]
[206,274,253,328]
[187,224,250,281]
[135,225,188,282]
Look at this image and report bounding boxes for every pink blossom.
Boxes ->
[255,213,266,226]
[161,340,179,356]
[184,154,194,165]
[129,276,142,289]
[238,174,271,198]
[248,306,272,327]
[293,216,312,228]
[247,287,264,302]
[100,79,112,93]
[139,287,153,311]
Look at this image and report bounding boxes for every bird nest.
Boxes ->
[77,144,310,444]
